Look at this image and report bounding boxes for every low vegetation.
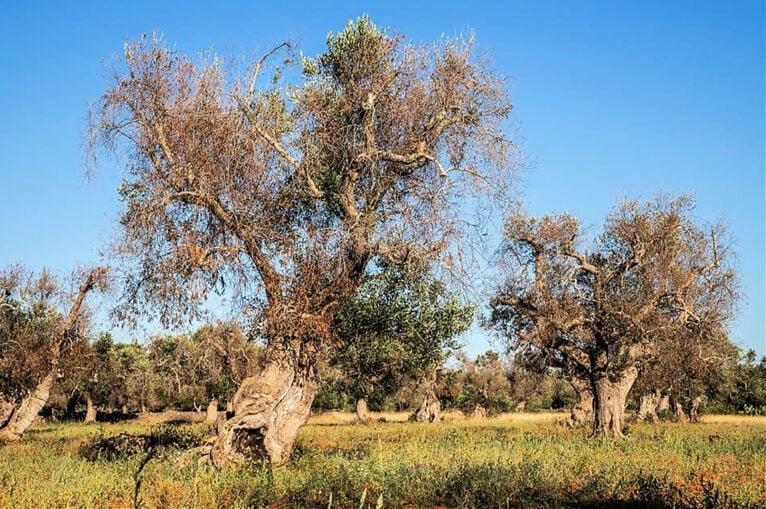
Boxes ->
[0,412,763,508]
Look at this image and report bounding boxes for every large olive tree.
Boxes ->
[91,17,514,465]
[490,195,737,437]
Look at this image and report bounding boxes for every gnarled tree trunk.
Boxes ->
[203,398,219,426]
[209,345,319,467]
[658,394,670,413]
[355,397,370,423]
[568,377,593,426]
[471,404,488,419]
[638,389,662,423]
[690,396,701,423]
[414,386,441,423]
[670,394,688,422]
[591,367,637,438]
[84,394,97,423]
[0,371,56,442]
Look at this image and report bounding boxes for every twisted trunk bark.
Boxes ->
[470,404,488,419]
[568,377,593,426]
[658,394,670,413]
[0,371,56,442]
[203,398,219,426]
[591,367,637,438]
[671,394,688,422]
[638,389,662,423]
[209,344,319,467]
[355,397,370,423]
[414,386,441,423]
[84,394,97,423]
[690,396,701,423]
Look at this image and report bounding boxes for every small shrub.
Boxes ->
[80,425,205,461]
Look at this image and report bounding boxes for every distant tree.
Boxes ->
[633,324,739,423]
[0,265,107,441]
[714,350,766,414]
[490,195,738,437]
[191,322,262,424]
[448,350,513,417]
[505,353,577,414]
[148,323,260,421]
[50,331,153,421]
[82,332,119,421]
[148,334,207,411]
[91,17,514,464]
[333,263,473,422]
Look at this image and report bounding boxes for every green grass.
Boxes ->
[0,412,764,508]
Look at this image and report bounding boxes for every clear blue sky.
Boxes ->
[1,1,763,356]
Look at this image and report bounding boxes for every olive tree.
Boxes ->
[0,265,107,441]
[490,195,737,437]
[333,263,472,422]
[634,324,739,423]
[449,350,513,417]
[90,17,514,464]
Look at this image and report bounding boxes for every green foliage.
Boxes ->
[313,374,353,411]
[333,263,474,404]
[319,15,387,83]
[83,333,154,413]
[705,349,766,414]
[445,351,515,415]
[441,352,577,415]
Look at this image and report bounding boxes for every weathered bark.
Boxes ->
[470,404,488,419]
[414,386,441,423]
[0,398,14,429]
[0,371,56,442]
[591,367,638,438]
[355,397,370,423]
[638,389,662,423]
[203,398,219,426]
[84,394,97,423]
[670,394,688,422]
[690,396,702,423]
[209,345,319,467]
[568,377,593,426]
[658,394,670,413]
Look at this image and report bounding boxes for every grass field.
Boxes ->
[0,411,764,508]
